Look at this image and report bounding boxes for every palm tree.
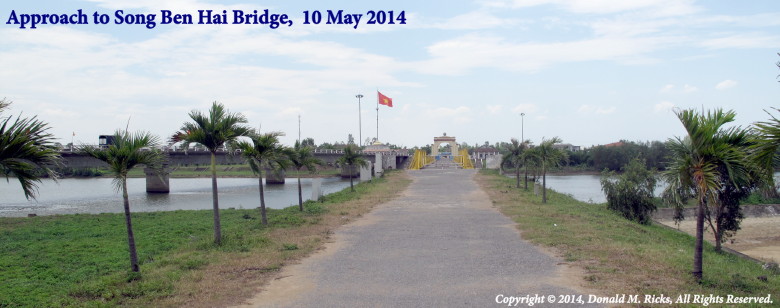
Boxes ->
[338,145,368,192]
[751,107,780,197]
[236,132,290,225]
[81,130,164,272]
[662,108,753,282]
[172,102,251,244]
[287,140,323,211]
[536,137,568,203]
[522,145,541,190]
[0,100,60,199]
[501,138,529,189]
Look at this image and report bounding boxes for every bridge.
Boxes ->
[59,149,409,168]
[57,149,410,193]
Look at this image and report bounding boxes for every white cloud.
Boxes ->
[416,33,679,75]
[483,0,699,16]
[486,105,503,114]
[429,10,524,30]
[700,33,780,49]
[427,106,472,117]
[277,107,302,117]
[578,104,616,115]
[715,79,738,90]
[660,84,675,93]
[512,104,538,114]
[683,84,698,93]
[654,101,675,113]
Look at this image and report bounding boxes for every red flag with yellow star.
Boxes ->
[378,91,393,107]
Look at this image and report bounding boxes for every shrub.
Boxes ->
[600,158,657,224]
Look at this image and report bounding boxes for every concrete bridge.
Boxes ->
[59,149,409,169]
[58,149,409,193]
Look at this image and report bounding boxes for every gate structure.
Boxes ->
[408,133,473,170]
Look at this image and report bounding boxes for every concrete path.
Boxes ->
[239,169,599,307]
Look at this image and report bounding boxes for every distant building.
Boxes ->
[98,135,115,148]
[603,141,625,148]
[363,141,392,153]
[472,146,500,159]
[553,143,581,152]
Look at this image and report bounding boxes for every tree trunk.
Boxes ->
[515,166,520,188]
[210,152,221,245]
[523,159,528,190]
[706,214,723,253]
[693,198,705,282]
[259,167,268,225]
[122,177,140,272]
[297,169,303,211]
[714,229,723,252]
[542,161,547,203]
[713,219,723,252]
[349,164,355,192]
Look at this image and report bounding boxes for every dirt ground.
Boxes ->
[659,216,780,263]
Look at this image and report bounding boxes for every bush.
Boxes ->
[600,158,657,224]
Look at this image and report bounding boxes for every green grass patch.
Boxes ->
[477,169,779,304]
[0,170,409,307]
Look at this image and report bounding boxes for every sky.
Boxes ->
[1,0,778,149]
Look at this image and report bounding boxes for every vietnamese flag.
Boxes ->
[378,91,393,107]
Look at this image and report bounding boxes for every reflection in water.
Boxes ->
[0,177,352,217]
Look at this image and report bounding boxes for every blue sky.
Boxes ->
[1,0,778,148]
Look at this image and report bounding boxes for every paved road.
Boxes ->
[241,169,599,307]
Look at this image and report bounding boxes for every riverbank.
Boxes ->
[476,169,779,302]
[0,170,411,307]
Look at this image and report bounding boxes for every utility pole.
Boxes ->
[298,114,301,143]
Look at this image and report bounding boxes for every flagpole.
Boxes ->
[376,90,379,142]
[356,94,363,147]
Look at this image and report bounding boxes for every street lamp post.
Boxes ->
[520,112,525,142]
[356,94,364,147]
[521,112,527,190]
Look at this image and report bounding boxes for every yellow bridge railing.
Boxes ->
[408,149,434,170]
[454,149,474,169]
[408,149,475,170]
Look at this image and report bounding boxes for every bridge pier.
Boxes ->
[144,165,170,193]
[265,168,286,184]
[341,165,359,178]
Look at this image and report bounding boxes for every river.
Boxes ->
[530,174,668,204]
[0,177,352,217]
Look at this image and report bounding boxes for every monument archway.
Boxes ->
[431,133,458,159]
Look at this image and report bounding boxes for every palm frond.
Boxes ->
[337,145,368,168]
[172,102,251,152]
[80,130,164,192]
[0,108,61,199]
[237,132,291,176]
[288,140,323,172]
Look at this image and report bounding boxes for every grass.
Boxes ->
[476,169,779,306]
[0,170,410,307]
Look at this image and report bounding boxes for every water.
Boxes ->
[529,174,667,204]
[0,177,353,217]
[544,172,780,203]
[543,174,607,203]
